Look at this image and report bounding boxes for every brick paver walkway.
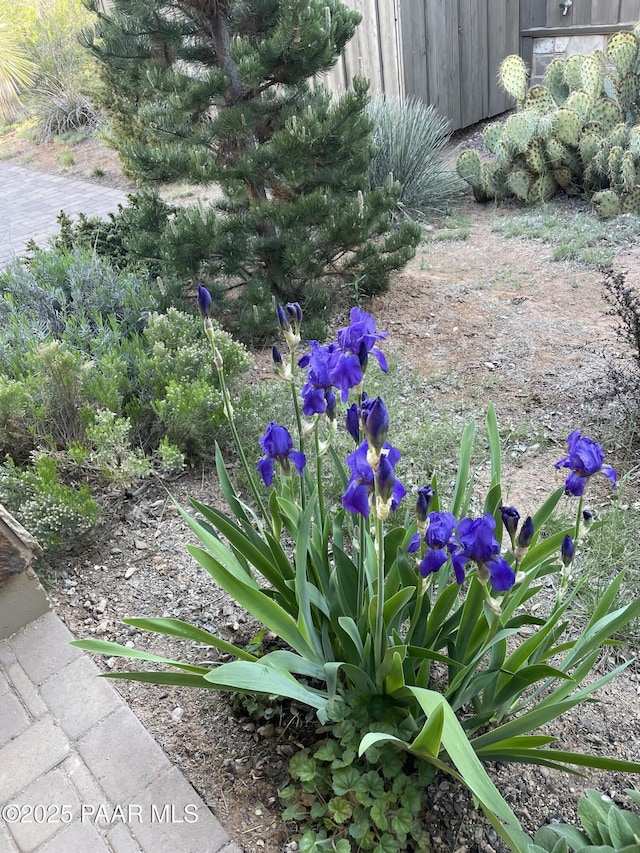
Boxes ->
[0,612,240,853]
[0,163,128,268]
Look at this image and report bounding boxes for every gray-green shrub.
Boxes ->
[367,97,464,221]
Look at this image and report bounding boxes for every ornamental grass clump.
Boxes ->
[74,298,640,851]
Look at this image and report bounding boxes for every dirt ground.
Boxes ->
[5,129,640,851]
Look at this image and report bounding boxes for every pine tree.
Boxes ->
[81,0,420,331]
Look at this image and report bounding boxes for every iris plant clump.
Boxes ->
[73,295,640,853]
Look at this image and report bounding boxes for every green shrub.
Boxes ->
[47,193,178,282]
[32,82,101,141]
[0,376,38,462]
[0,247,252,466]
[0,455,98,550]
[85,409,150,485]
[367,97,464,220]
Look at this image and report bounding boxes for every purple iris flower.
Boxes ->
[418,512,459,581]
[452,514,515,592]
[257,422,306,487]
[299,342,338,416]
[342,441,405,519]
[330,308,388,401]
[197,285,212,318]
[555,430,617,497]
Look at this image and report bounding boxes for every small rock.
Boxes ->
[257,723,275,738]
[124,566,137,579]
[105,657,117,669]
[95,599,107,614]
[171,707,184,723]
[134,539,148,550]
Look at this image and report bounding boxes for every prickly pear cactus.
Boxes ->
[544,58,569,104]
[607,32,638,77]
[455,20,640,217]
[499,55,528,102]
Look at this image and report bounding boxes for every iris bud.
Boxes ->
[514,516,534,561]
[325,388,337,424]
[375,453,395,520]
[345,404,359,444]
[272,345,292,381]
[277,302,302,350]
[360,396,389,458]
[561,534,575,568]
[197,285,212,318]
[416,486,435,530]
[499,505,520,547]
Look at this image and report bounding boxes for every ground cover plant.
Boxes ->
[73,299,640,852]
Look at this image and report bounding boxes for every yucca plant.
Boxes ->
[367,96,464,221]
[0,13,35,121]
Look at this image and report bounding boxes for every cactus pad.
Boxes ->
[592,189,621,219]
[580,54,604,99]
[563,55,585,91]
[524,85,557,115]
[525,137,547,174]
[545,137,568,167]
[579,131,602,167]
[607,32,638,78]
[456,149,482,187]
[530,172,557,203]
[506,168,531,201]
[499,55,528,102]
[565,91,593,121]
[628,126,640,158]
[482,162,507,197]
[616,75,639,120]
[552,108,582,147]
[503,111,538,152]
[553,167,580,196]
[621,150,636,192]
[482,122,504,153]
[544,58,569,105]
[589,99,623,134]
[622,186,640,213]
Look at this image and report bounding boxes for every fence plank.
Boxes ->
[488,0,519,115]
[376,0,403,98]
[591,0,617,25]
[400,0,428,103]
[619,1,640,21]
[342,0,382,91]
[424,0,462,128]
[458,0,489,126]
[520,0,547,28]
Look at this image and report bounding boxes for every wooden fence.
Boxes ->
[322,0,520,131]
[321,0,640,131]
